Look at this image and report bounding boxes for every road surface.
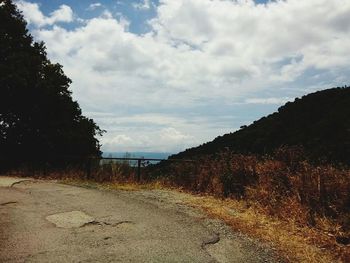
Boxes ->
[0,177,278,262]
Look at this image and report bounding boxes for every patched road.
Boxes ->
[0,177,278,262]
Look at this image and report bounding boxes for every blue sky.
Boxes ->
[25,0,271,33]
[13,0,350,153]
[35,0,160,33]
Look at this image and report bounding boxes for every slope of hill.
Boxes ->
[171,87,350,164]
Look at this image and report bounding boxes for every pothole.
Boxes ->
[46,211,95,228]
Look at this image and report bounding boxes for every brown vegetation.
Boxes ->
[7,147,350,261]
[149,149,350,261]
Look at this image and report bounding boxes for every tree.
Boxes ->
[0,0,104,167]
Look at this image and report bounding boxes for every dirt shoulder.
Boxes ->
[0,177,280,262]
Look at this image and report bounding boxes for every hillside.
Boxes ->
[170,87,350,164]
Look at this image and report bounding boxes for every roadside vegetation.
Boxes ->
[151,147,350,262]
[9,146,349,262]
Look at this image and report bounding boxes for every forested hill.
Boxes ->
[171,87,350,164]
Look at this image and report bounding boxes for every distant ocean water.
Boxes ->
[102,152,173,160]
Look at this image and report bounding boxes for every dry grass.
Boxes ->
[59,176,348,262]
[151,149,350,262]
[183,195,342,263]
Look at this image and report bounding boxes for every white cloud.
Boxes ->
[87,3,102,11]
[245,97,293,105]
[133,0,152,10]
[101,127,195,152]
[86,112,234,152]
[16,0,350,152]
[108,134,133,144]
[16,1,73,27]
[160,127,192,141]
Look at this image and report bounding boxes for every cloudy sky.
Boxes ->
[15,0,350,153]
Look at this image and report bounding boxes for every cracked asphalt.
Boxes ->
[0,177,279,262]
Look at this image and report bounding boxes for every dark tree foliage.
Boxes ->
[172,87,350,165]
[0,0,103,166]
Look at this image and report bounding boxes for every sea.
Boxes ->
[102,152,172,160]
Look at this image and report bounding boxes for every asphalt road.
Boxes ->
[0,177,278,262]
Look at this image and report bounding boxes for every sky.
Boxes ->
[13,0,350,153]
